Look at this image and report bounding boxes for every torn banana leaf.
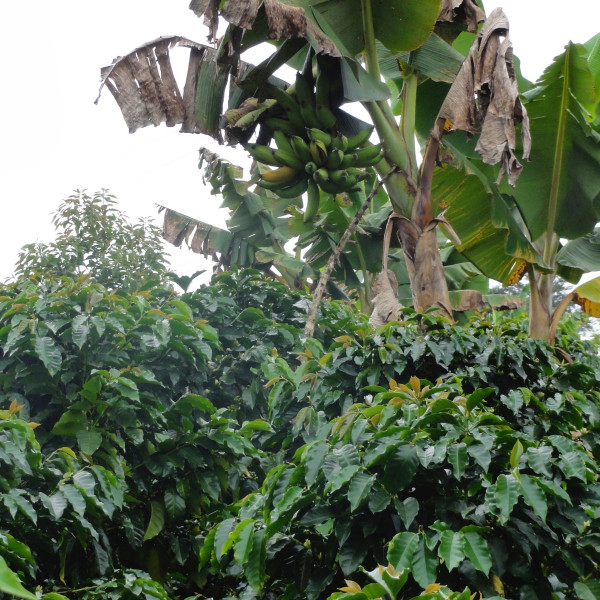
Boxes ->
[97,37,230,139]
[572,277,600,317]
[436,8,530,186]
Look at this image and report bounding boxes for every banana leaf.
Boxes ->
[511,43,600,241]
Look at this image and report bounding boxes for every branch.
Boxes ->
[303,170,397,338]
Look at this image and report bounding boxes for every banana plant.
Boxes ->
[97,1,532,323]
[427,35,600,341]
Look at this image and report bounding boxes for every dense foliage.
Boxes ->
[1,267,600,600]
[14,190,168,292]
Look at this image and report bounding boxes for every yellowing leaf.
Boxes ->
[195,319,208,324]
[491,573,504,595]
[370,413,382,426]
[339,580,362,593]
[409,376,421,394]
[508,259,527,285]
[334,335,353,344]
[28,422,40,429]
[425,583,443,593]
[389,379,398,391]
[9,399,24,414]
[264,377,283,389]
[318,352,332,366]
[58,447,77,459]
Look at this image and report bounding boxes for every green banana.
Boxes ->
[272,176,309,199]
[264,117,303,137]
[273,129,295,155]
[346,126,375,150]
[342,167,368,179]
[300,102,321,129]
[290,136,313,164]
[328,169,367,190]
[304,179,320,223]
[328,169,351,186]
[315,104,337,129]
[273,148,305,169]
[331,134,349,152]
[261,165,301,184]
[315,177,343,195]
[313,168,330,185]
[265,83,302,116]
[315,68,330,109]
[305,161,318,176]
[233,108,265,130]
[246,143,282,167]
[350,144,383,167]
[309,140,328,166]
[294,72,315,110]
[308,128,332,147]
[325,148,344,169]
[340,144,382,168]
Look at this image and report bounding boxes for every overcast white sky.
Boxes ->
[1,1,599,282]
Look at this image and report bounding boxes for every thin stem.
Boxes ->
[544,45,571,265]
[353,234,372,308]
[400,71,418,180]
[304,169,397,338]
[361,0,380,82]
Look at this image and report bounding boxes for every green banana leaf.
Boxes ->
[378,34,465,85]
[303,0,440,57]
[430,163,547,285]
[512,43,600,241]
[556,228,600,274]
[571,276,600,317]
[584,33,600,121]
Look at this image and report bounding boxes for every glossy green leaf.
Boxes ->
[246,529,267,591]
[0,555,37,600]
[34,336,62,376]
[519,475,548,522]
[448,443,468,479]
[575,579,600,600]
[526,446,554,478]
[76,429,102,455]
[462,530,492,576]
[439,530,465,571]
[510,440,524,469]
[558,450,587,481]
[382,445,419,492]
[164,489,186,520]
[388,532,419,571]
[348,472,376,512]
[466,387,494,412]
[467,443,491,473]
[491,474,520,523]
[143,499,165,542]
[233,519,255,567]
[214,517,236,560]
[411,535,437,588]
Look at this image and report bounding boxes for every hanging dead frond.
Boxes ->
[369,270,403,328]
[435,8,530,186]
[190,0,219,40]
[437,0,485,33]
[96,37,230,139]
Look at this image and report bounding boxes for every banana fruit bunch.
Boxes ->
[244,70,382,222]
